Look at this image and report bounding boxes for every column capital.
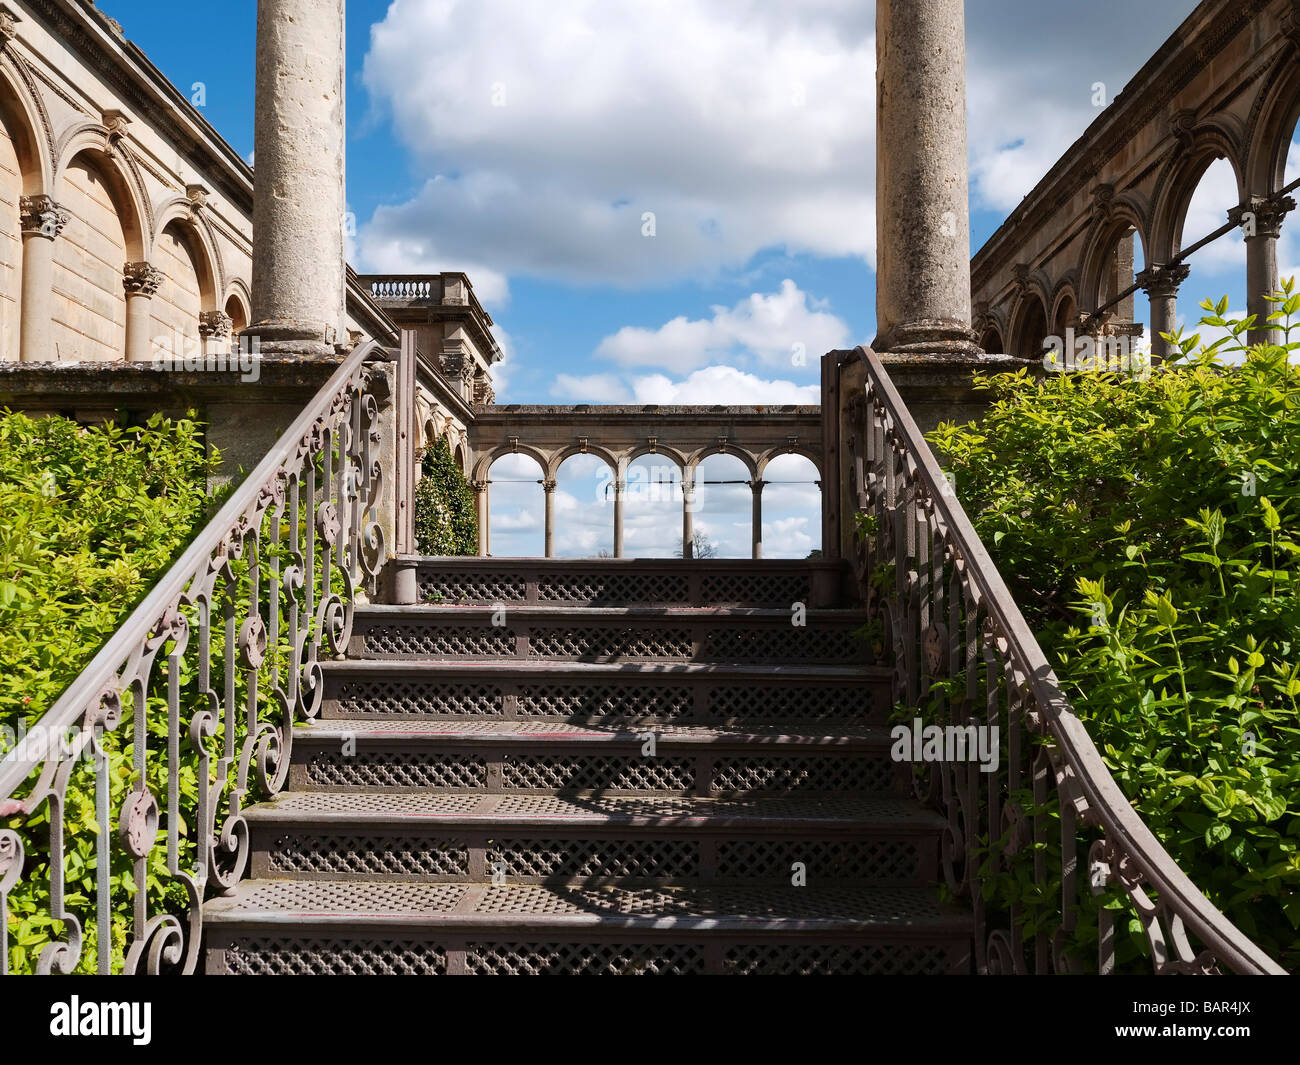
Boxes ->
[750,478,767,492]
[123,262,164,298]
[19,195,69,239]
[470,480,488,493]
[542,478,557,494]
[1229,196,1296,241]
[1135,262,1190,300]
[199,310,233,338]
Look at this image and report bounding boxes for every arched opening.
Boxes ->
[485,452,545,557]
[1053,291,1078,340]
[224,293,248,341]
[692,452,753,559]
[1092,225,1148,349]
[623,454,684,558]
[1179,157,1246,341]
[151,220,204,360]
[760,453,822,559]
[52,152,128,362]
[0,102,21,362]
[1012,296,1048,360]
[554,453,614,558]
[978,324,1003,354]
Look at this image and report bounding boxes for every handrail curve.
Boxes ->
[851,345,1285,975]
[0,339,390,974]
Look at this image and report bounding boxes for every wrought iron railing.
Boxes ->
[846,345,1286,975]
[0,340,389,974]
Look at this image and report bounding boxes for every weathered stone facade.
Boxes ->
[970,0,1300,359]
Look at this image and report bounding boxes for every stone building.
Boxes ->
[0,0,497,475]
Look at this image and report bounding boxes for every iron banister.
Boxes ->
[853,344,1285,974]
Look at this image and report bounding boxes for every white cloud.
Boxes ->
[357,0,876,293]
[554,364,821,405]
[595,280,850,372]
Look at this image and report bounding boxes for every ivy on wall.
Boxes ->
[414,436,478,556]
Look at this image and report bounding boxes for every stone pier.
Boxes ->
[249,0,348,356]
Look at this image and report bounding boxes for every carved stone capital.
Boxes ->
[1134,262,1190,300]
[199,311,233,339]
[19,195,68,239]
[186,183,210,214]
[1229,195,1296,241]
[471,480,488,493]
[123,261,164,298]
[542,478,557,494]
[0,4,22,46]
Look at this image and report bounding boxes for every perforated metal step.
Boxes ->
[321,660,892,726]
[350,605,871,665]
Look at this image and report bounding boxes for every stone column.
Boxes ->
[750,479,765,560]
[543,478,556,558]
[18,196,68,363]
[200,311,234,355]
[123,262,163,363]
[473,480,490,556]
[1135,263,1190,362]
[249,0,347,356]
[874,0,981,355]
[682,474,696,559]
[612,476,626,559]
[1232,196,1295,348]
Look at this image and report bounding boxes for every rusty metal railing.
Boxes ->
[846,345,1285,974]
[0,340,390,974]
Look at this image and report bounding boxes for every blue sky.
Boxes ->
[101,0,1298,558]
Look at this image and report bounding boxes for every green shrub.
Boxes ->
[0,410,215,972]
[414,436,477,556]
[929,282,1300,969]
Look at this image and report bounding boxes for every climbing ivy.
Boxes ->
[414,436,478,556]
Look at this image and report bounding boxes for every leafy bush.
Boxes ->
[414,436,477,556]
[929,283,1300,969]
[1,411,215,972]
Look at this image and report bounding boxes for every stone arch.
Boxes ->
[1245,49,1300,195]
[454,441,467,474]
[756,446,822,480]
[545,442,619,481]
[1050,279,1079,338]
[625,443,689,472]
[975,312,1005,354]
[1150,143,1246,261]
[54,132,148,260]
[1008,290,1050,360]
[685,445,759,481]
[0,55,55,196]
[473,442,551,484]
[52,150,139,362]
[151,200,221,311]
[149,218,209,360]
[1079,204,1150,311]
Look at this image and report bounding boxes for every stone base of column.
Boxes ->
[246,318,346,358]
[873,318,984,357]
[876,351,1033,435]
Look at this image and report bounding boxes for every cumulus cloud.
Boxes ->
[553,364,821,405]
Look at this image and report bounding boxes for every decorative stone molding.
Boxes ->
[1090,184,1116,222]
[102,108,130,156]
[541,478,557,494]
[1135,262,1191,299]
[1283,0,1300,49]
[19,195,68,239]
[123,261,164,298]
[199,311,233,339]
[0,3,21,46]
[186,183,210,214]
[470,480,488,493]
[1228,195,1297,240]
[1170,108,1198,155]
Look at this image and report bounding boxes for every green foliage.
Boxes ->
[0,410,214,973]
[929,281,1300,969]
[414,436,478,556]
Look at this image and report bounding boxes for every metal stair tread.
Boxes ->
[244,790,944,829]
[293,719,894,746]
[356,604,867,620]
[204,879,971,933]
[321,659,887,680]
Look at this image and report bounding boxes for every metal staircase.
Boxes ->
[202,558,974,975]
